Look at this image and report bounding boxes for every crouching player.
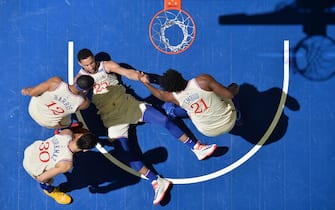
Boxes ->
[23,129,98,204]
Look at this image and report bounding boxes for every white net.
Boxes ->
[150,10,196,54]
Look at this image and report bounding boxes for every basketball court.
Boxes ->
[1,0,335,209]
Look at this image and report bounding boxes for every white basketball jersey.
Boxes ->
[23,134,73,177]
[173,78,235,136]
[29,81,84,127]
[78,61,119,95]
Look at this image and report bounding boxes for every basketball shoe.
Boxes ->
[152,176,172,205]
[43,187,72,205]
[192,142,217,160]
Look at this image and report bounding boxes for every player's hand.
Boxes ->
[138,72,150,84]
[21,88,30,96]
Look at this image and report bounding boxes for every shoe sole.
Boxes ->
[153,181,172,205]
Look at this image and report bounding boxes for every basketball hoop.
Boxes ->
[149,0,196,54]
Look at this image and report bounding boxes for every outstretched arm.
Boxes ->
[21,77,62,97]
[196,74,235,99]
[103,60,141,81]
[138,72,179,104]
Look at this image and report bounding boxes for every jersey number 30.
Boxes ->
[39,142,50,163]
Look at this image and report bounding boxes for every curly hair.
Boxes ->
[159,69,188,92]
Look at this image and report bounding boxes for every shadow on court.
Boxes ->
[61,107,176,204]
[59,149,141,194]
[219,0,335,82]
[218,0,335,36]
[230,83,300,145]
[59,142,169,194]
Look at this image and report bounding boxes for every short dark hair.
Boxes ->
[76,132,98,150]
[77,48,94,61]
[76,75,94,91]
[159,69,188,92]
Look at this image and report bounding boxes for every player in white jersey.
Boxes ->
[139,69,241,137]
[23,129,98,204]
[76,48,218,205]
[21,75,94,129]
[76,58,120,95]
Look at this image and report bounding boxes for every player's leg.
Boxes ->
[108,124,172,205]
[162,102,188,119]
[141,104,217,160]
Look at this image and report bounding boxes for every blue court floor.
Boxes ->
[1,0,335,210]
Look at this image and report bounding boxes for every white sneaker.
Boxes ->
[192,142,217,160]
[152,176,172,205]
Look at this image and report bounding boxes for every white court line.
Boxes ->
[68,41,74,85]
[67,40,290,185]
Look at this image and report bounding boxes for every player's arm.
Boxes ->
[21,77,62,97]
[36,162,72,183]
[77,96,91,111]
[103,60,140,81]
[139,72,178,104]
[197,74,234,99]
